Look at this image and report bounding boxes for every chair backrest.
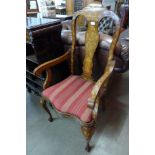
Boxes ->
[70,1,121,81]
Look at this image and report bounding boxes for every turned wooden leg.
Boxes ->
[40,98,53,122]
[81,125,95,152]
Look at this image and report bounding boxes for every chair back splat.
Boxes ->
[82,21,99,80]
[70,1,121,81]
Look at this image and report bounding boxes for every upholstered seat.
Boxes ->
[42,75,95,123]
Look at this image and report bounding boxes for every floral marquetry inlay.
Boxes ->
[82,21,99,80]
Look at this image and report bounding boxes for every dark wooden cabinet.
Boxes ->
[26,17,69,95]
[43,14,72,21]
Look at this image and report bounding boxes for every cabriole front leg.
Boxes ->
[40,97,53,122]
[81,124,95,152]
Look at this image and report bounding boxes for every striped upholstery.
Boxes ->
[42,75,95,123]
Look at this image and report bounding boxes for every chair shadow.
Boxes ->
[92,72,129,145]
[96,99,128,136]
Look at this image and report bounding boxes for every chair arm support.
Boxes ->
[88,60,115,109]
[88,26,121,111]
[33,51,70,77]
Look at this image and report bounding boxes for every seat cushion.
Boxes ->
[42,75,95,123]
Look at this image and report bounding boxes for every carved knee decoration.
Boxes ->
[81,125,95,152]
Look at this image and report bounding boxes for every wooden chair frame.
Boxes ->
[33,1,121,152]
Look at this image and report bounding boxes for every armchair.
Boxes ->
[33,0,121,152]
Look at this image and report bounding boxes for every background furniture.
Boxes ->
[26,17,69,95]
[119,2,129,29]
[45,1,56,17]
[61,19,129,74]
[26,0,39,17]
[74,0,84,12]
[55,6,66,14]
[83,0,94,7]
[43,14,72,21]
[66,0,74,15]
[115,28,129,72]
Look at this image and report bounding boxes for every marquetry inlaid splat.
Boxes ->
[82,21,99,80]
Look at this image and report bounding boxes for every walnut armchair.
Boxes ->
[33,1,121,152]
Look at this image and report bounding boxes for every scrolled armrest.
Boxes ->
[88,60,115,109]
[33,51,70,77]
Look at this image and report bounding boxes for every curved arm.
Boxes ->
[88,60,115,109]
[43,68,52,90]
[88,26,121,110]
[33,51,70,77]
[33,51,70,90]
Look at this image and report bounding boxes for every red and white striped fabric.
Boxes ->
[42,75,95,123]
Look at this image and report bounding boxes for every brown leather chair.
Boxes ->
[119,3,129,29]
[61,20,128,74]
